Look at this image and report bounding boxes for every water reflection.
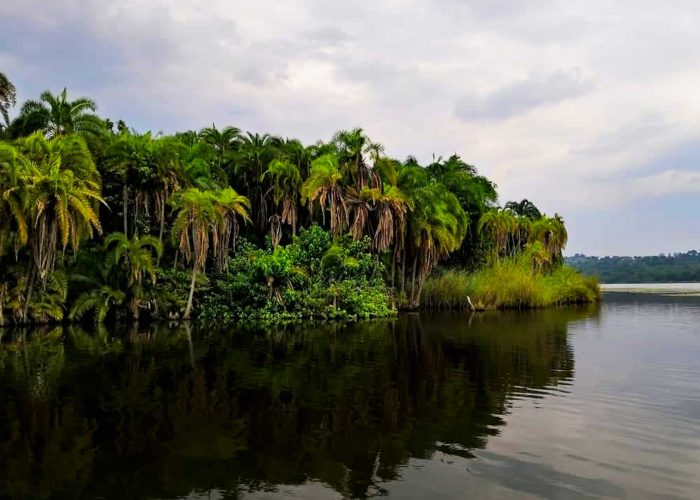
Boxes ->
[0,307,597,499]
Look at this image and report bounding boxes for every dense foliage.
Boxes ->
[0,75,593,325]
[199,226,393,325]
[567,251,700,283]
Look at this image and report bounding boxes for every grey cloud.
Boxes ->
[433,0,554,22]
[303,27,352,45]
[569,114,675,160]
[455,69,593,121]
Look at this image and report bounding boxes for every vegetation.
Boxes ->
[0,75,596,325]
[423,254,600,310]
[567,251,700,283]
[422,200,596,310]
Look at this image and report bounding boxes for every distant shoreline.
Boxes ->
[601,283,700,296]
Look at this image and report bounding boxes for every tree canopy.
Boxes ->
[0,80,581,324]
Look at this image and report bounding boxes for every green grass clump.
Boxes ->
[422,257,600,310]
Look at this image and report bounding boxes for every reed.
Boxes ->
[422,257,600,310]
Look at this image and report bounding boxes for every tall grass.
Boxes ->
[422,257,600,310]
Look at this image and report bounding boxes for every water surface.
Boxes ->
[1,293,699,499]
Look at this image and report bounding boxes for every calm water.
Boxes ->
[1,292,699,499]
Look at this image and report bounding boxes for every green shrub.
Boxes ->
[151,268,210,318]
[198,226,395,326]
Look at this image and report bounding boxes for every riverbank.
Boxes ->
[422,259,600,310]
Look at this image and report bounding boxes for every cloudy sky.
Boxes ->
[2,0,700,256]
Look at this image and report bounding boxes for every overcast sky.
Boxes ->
[2,0,700,256]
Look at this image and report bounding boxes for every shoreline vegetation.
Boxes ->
[567,251,700,284]
[423,255,600,310]
[0,76,598,327]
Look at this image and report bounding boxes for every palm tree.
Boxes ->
[332,128,379,188]
[104,232,162,320]
[11,88,103,138]
[16,133,105,321]
[478,209,518,262]
[68,248,125,323]
[105,232,162,287]
[235,132,277,234]
[279,138,312,177]
[0,72,17,128]
[346,186,380,241]
[374,185,411,252]
[180,139,225,190]
[212,187,251,271]
[528,214,568,269]
[262,159,302,242]
[199,124,241,170]
[70,286,125,324]
[408,184,467,306]
[105,132,182,246]
[0,143,30,254]
[505,199,542,220]
[171,188,250,319]
[301,154,348,237]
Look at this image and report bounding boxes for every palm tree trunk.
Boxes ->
[133,202,139,238]
[184,266,198,320]
[415,274,426,307]
[123,185,129,236]
[157,201,165,266]
[0,287,5,326]
[129,293,140,322]
[21,265,36,323]
[410,256,418,306]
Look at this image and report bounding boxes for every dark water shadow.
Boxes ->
[0,306,600,499]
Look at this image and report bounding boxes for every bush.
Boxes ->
[151,268,210,319]
[198,226,395,326]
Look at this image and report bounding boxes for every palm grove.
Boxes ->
[0,74,596,326]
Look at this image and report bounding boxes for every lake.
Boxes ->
[1,290,699,499]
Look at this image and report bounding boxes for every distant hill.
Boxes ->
[566,251,700,283]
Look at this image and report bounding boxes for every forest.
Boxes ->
[0,73,597,326]
[566,251,700,283]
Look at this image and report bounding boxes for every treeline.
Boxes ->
[567,251,700,283]
[0,74,584,325]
